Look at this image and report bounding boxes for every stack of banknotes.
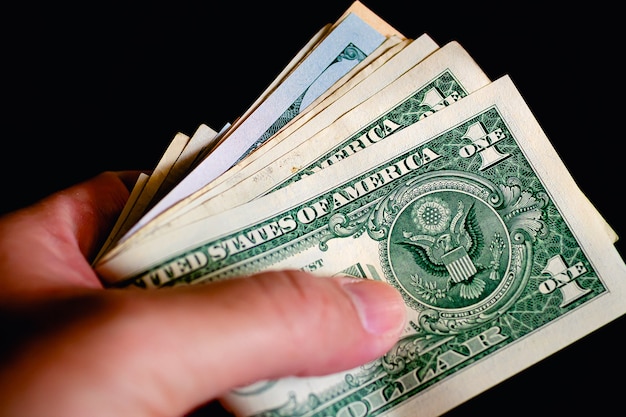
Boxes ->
[93,2,626,416]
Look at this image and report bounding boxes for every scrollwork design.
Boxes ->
[337,44,366,62]
[319,171,499,251]
[318,181,407,250]
[499,177,549,243]
[345,329,453,386]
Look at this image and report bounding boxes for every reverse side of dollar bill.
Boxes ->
[96,75,626,416]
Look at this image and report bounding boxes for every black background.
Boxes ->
[2,1,623,415]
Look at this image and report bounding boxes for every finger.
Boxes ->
[65,170,143,259]
[0,171,141,293]
[1,270,406,417]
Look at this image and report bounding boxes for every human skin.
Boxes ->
[0,171,406,417]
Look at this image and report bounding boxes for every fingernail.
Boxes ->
[339,278,406,336]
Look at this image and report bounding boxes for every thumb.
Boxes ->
[1,270,406,417]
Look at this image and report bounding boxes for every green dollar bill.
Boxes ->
[102,40,480,260]
[116,35,438,250]
[96,75,626,416]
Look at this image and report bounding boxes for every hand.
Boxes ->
[0,172,406,417]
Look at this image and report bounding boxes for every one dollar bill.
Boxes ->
[104,39,483,259]
[95,76,626,416]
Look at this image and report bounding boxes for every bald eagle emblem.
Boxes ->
[395,196,487,299]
